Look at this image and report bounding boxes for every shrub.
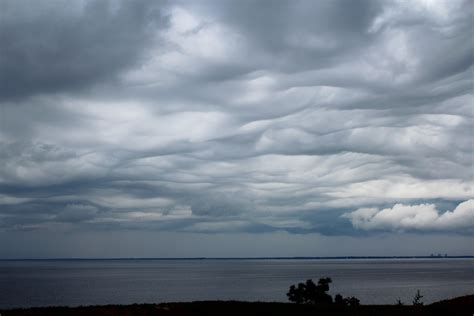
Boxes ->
[334,294,360,307]
[412,290,424,306]
[344,296,360,307]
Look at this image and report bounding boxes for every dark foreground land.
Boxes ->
[1,295,473,316]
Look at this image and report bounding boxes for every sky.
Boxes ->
[0,0,473,258]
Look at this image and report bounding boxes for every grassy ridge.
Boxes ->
[1,295,473,316]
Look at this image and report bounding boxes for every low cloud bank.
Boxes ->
[343,200,474,232]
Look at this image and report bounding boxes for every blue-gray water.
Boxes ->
[1,258,473,308]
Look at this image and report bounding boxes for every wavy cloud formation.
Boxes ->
[0,0,472,252]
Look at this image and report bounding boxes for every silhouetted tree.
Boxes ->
[334,294,344,306]
[334,293,360,307]
[396,298,404,306]
[287,278,333,305]
[287,277,362,307]
[412,290,424,306]
[344,296,360,307]
[287,283,306,304]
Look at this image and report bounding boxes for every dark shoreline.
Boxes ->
[1,295,473,316]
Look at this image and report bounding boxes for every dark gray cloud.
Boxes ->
[0,0,473,257]
[202,0,383,70]
[0,0,167,100]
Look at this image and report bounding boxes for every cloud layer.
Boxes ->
[0,0,472,249]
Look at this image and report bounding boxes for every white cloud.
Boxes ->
[343,200,474,231]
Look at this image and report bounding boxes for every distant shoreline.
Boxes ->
[2,295,473,316]
[1,255,473,261]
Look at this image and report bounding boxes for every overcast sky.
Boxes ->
[0,0,472,258]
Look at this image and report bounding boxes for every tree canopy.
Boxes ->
[287,278,333,305]
[287,277,360,307]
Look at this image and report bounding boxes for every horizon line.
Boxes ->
[1,255,473,261]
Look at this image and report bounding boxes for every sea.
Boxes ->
[0,258,473,309]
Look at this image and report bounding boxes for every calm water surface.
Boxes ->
[0,259,473,308]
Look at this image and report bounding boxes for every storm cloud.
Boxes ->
[0,0,472,256]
